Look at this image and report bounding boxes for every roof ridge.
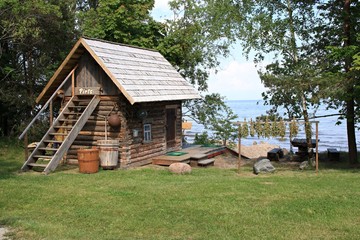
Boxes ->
[82,36,159,53]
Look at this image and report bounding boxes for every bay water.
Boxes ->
[185,100,360,152]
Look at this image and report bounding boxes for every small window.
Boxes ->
[143,124,152,142]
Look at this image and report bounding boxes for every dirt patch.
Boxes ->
[214,153,255,169]
[0,227,9,240]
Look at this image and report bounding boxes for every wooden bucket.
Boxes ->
[77,149,99,174]
[97,140,119,170]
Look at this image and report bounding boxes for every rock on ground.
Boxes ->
[169,162,192,174]
[299,161,309,170]
[253,159,276,175]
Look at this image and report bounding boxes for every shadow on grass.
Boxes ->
[0,139,24,180]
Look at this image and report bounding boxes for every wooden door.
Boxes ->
[166,108,176,148]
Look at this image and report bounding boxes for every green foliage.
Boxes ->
[78,0,164,49]
[183,93,238,146]
[193,131,215,145]
[164,0,234,91]
[0,0,77,135]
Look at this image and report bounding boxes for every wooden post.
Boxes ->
[71,69,75,96]
[238,124,241,174]
[315,121,319,175]
[49,100,53,126]
[24,132,28,161]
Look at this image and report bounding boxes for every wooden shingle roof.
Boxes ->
[36,37,200,104]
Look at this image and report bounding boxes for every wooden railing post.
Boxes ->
[24,132,28,161]
[49,100,53,127]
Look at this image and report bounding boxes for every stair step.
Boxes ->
[49,133,68,136]
[58,119,78,122]
[53,126,73,129]
[43,140,63,143]
[38,147,59,151]
[198,158,215,167]
[63,112,82,115]
[33,155,53,159]
[27,163,48,168]
[68,105,87,109]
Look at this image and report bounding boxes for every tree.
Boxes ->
[0,0,77,136]
[172,0,359,163]
[77,0,164,49]
[183,94,238,146]
[312,1,360,164]
[231,0,320,161]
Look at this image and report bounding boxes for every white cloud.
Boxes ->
[208,61,266,100]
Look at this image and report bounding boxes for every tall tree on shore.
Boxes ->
[313,0,360,164]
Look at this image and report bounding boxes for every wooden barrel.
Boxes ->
[77,149,99,173]
[97,140,119,170]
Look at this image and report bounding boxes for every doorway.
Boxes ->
[166,108,176,149]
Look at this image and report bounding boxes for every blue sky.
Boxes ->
[151,0,266,100]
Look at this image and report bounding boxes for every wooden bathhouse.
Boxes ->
[20,37,200,174]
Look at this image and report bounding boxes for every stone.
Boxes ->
[169,163,192,174]
[253,159,276,175]
[299,161,309,170]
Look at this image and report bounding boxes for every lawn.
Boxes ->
[1,139,360,240]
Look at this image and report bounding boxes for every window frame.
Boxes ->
[143,123,152,142]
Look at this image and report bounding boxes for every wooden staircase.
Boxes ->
[21,95,100,174]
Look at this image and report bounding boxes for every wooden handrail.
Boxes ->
[19,67,77,140]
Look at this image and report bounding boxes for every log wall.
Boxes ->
[65,95,182,168]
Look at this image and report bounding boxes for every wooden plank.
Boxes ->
[33,155,53,159]
[27,163,47,168]
[44,95,101,174]
[198,158,215,167]
[152,158,190,166]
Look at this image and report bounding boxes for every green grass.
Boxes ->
[1,140,360,239]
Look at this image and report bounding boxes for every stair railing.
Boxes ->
[19,67,77,140]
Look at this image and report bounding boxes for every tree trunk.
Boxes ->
[343,0,358,164]
[346,98,358,164]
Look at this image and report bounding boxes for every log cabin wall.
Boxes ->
[126,101,182,168]
[64,96,182,168]
[63,52,121,96]
[62,51,182,168]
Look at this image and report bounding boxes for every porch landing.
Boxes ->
[152,145,226,166]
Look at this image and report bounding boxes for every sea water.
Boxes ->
[185,100,360,152]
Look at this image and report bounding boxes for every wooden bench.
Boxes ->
[327,148,340,161]
[267,148,284,161]
[197,158,215,167]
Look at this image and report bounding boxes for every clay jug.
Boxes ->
[107,113,121,127]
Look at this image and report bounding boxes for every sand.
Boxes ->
[232,142,284,159]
